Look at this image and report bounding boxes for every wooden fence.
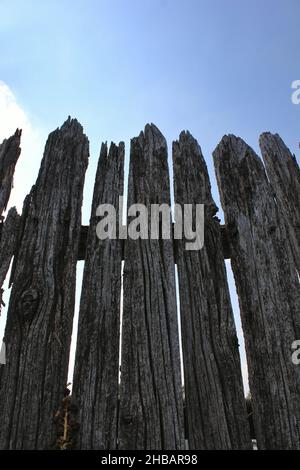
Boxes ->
[0,118,299,450]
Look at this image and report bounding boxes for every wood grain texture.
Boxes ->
[0,207,20,312]
[173,131,251,450]
[118,124,185,450]
[0,130,21,216]
[259,133,300,274]
[0,118,89,449]
[213,135,300,449]
[72,141,124,449]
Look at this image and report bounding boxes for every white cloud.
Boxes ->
[0,82,29,140]
[0,81,45,213]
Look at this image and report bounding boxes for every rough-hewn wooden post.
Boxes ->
[213,135,300,450]
[0,129,21,308]
[0,208,20,312]
[72,141,124,449]
[259,133,300,273]
[0,130,21,216]
[0,118,89,449]
[173,131,251,450]
[118,124,185,450]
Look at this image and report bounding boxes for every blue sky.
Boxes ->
[1,0,300,218]
[1,0,300,393]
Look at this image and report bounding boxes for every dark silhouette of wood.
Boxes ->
[0,118,89,449]
[0,130,21,216]
[118,124,185,450]
[173,131,251,449]
[259,133,300,274]
[0,129,22,306]
[72,141,124,449]
[0,208,20,312]
[78,225,89,260]
[245,395,256,440]
[213,134,300,450]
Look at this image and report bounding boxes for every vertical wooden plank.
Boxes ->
[259,133,300,273]
[0,118,89,449]
[72,141,124,449]
[0,207,20,312]
[173,132,251,450]
[213,135,300,449]
[0,129,21,310]
[118,124,185,450]
[0,130,21,216]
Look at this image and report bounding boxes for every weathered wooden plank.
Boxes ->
[213,135,300,450]
[72,141,124,449]
[118,124,185,450]
[259,133,300,273]
[173,131,251,450]
[0,207,20,312]
[0,130,21,216]
[0,117,89,449]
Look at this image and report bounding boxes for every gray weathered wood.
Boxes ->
[259,133,300,274]
[72,141,124,449]
[118,124,185,450]
[0,129,21,307]
[0,130,21,216]
[213,135,300,450]
[173,131,251,450]
[0,207,20,312]
[0,117,89,449]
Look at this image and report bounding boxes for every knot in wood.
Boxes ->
[19,288,40,321]
[268,225,276,235]
[121,413,134,425]
[228,220,238,239]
